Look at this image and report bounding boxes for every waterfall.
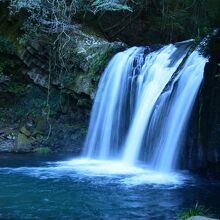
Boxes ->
[150,51,207,171]
[83,41,207,172]
[83,47,144,159]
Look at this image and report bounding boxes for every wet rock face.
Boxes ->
[183,36,220,179]
[198,59,220,179]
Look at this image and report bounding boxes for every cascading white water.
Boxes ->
[150,51,207,171]
[122,45,187,165]
[83,41,207,172]
[83,47,145,159]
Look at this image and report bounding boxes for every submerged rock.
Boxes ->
[187,216,219,220]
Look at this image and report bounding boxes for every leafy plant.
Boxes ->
[178,203,214,220]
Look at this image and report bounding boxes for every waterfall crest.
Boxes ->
[83,42,207,172]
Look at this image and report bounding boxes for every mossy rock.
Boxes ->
[33,147,51,154]
[16,133,32,152]
[20,126,31,137]
[33,116,48,135]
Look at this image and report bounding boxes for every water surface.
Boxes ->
[0,154,220,220]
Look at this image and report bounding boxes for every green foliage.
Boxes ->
[143,0,219,42]
[216,63,220,79]
[178,203,214,220]
[0,59,14,75]
[0,36,16,75]
[7,82,26,96]
[201,29,220,59]
[33,147,51,154]
[7,0,220,44]
[0,36,16,54]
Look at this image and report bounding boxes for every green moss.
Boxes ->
[33,147,51,154]
[88,47,115,78]
[20,126,31,136]
[17,133,31,145]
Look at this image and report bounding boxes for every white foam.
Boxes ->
[52,158,188,186]
[0,158,190,187]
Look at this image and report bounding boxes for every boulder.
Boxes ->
[16,133,32,152]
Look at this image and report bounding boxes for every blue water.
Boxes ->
[0,154,220,220]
